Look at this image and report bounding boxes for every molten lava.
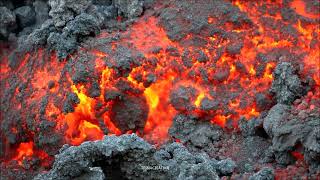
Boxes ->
[1,0,319,171]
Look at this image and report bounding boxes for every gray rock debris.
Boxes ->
[63,92,80,113]
[239,116,264,137]
[19,19,56,52]
[14,6,36,28]
[263,102,320,169]
[170,86,198,112]
[215,158,236,176]
[48,0,92,28]
[249,167,274,180]
[110,94,148,133]
[0,6,16,39]
[154,143,220,180]
[74,167,105,180]
[270,62,305,105]
[35,134,236,179]
[47,13,100,59]
[263,104,290,137]
[113,0,144,18]
[7,0,146,60]
[34,134,157,180]
[33,0,50,25]
[272,116,320,169]
[169,114,223,149]
[200,97,219,111]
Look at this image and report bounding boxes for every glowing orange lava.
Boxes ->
[291,0,320,19]
[12,141,50,166]
[1,1,319,168]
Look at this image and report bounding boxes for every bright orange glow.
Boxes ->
[46,103,61,117]
[246,108,259,119]
[12,141,50,166]
[143,79,176,144]
[144,88,159,109]
[1,1,320,167]
[78,121,104,141]
[60,85,105,145]
[92,50,107,57]
[263,63,275,80]
[211,115,230,127]
[14,142,34,162]
[229,99,240,108]
[194,92,205,108]
[249,65,256,76]
[208,17,215,24]
[291,0,320,19]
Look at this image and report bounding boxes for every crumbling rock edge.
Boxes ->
[35,134,240,180]
[4,0,147,61]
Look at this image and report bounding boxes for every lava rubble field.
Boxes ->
[0,0,319,179]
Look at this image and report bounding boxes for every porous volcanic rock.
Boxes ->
[270,62,306,105]
[34,134,237,179]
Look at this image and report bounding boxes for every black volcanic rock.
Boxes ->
[215,158,236,176]
[64,13,100,37]
[154,142,220,179]
[239,116,265,137]
[255,93,273,111]
[104,89,121,102]
[213,68,230,83]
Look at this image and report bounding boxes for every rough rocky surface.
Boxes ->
[0,6,16,40]
[169,114,223,149]
[239,116,266,137]
[232,136,271,173]
[74,167,105,180]
[261,91,320,172]
[34,134,236,180]
[249,167,275,180]
[47,13,100,59]
[170,86,198,112]
[215,158,236,176]
[1,0,319,179]
[14,6,36,28]
[113,0,144,18]
[34,134,156,180]
[7,0,146,60]
[272,116,320,170]
[263,104,290,137]
[33,0,50,25]
[110,94,148,133]
[270,62,306,105]
[48,0,92,28]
